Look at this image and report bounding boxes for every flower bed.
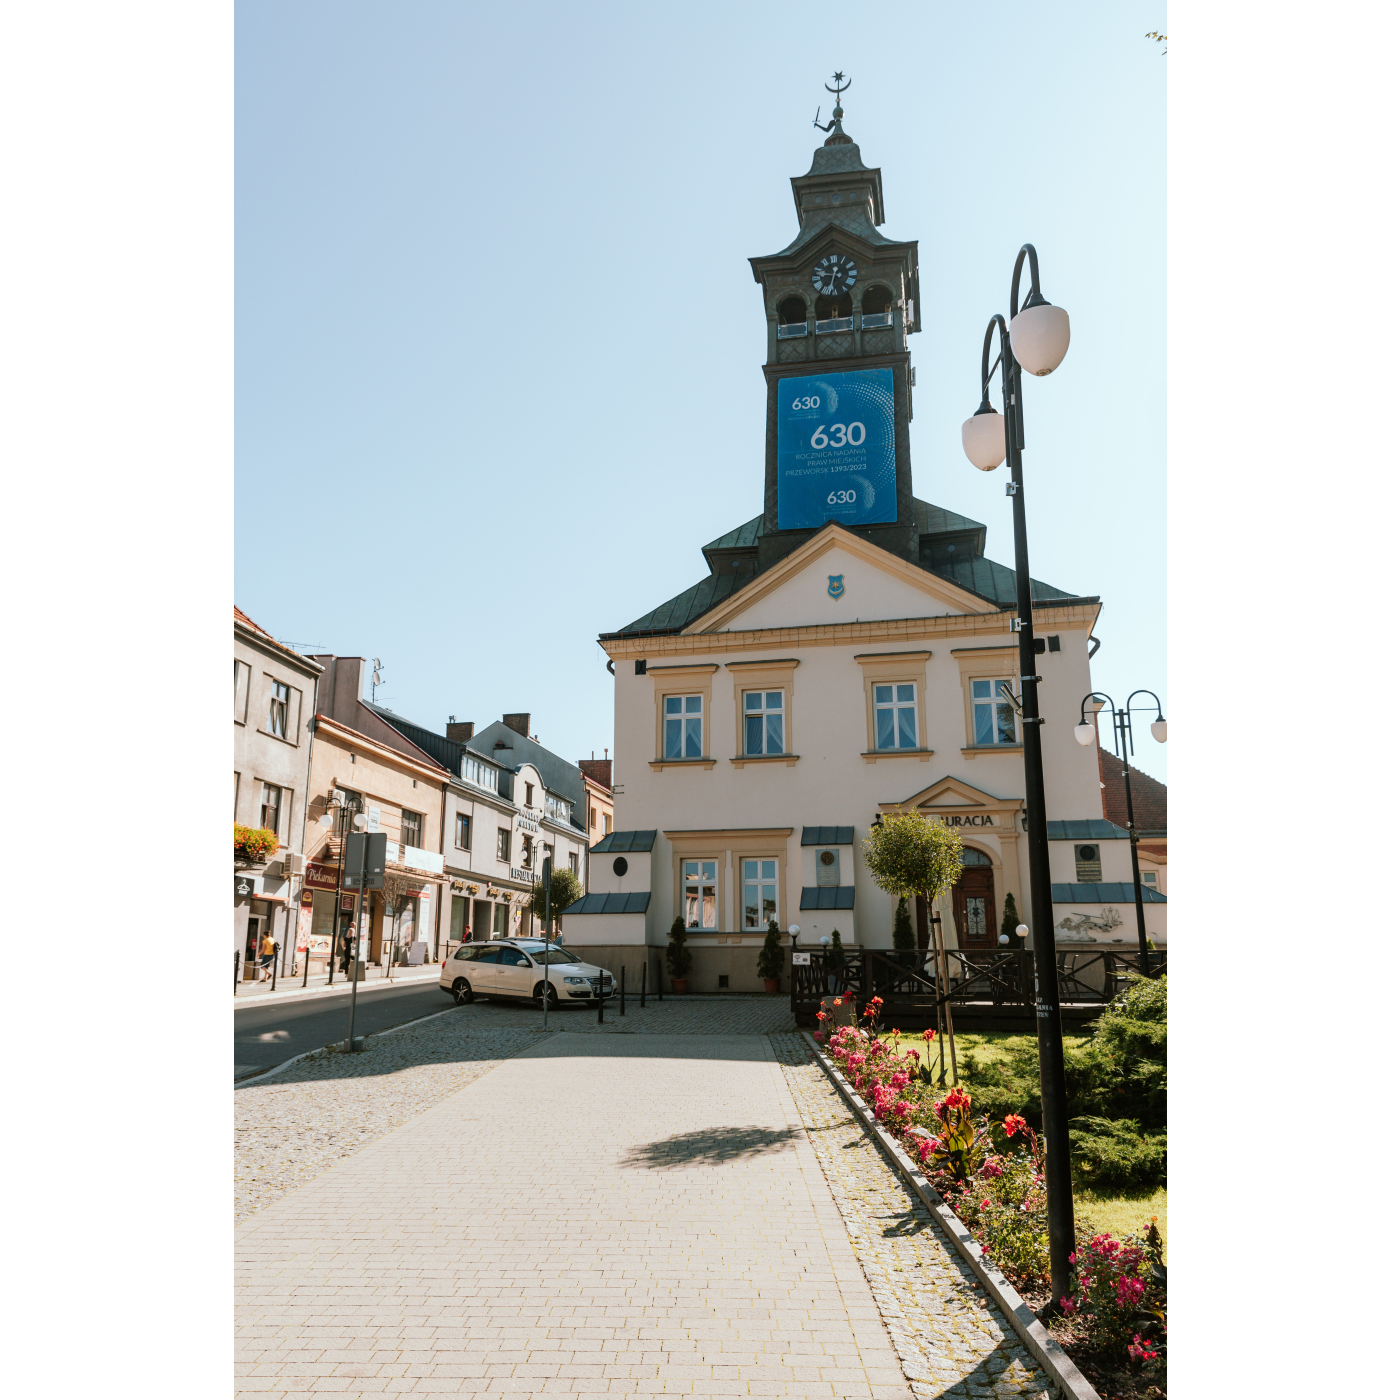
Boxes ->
[817,995,1167,1398]
[235,824,279,864]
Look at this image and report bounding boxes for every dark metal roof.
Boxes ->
[560,891,651,915]
[1052,883,1167,904]
[616,570,748,635]
[800,886,856,910]
[930,557,1075,608]
[801,826,856,846]
[367,704,473,776]
[703,516,763,552]
[462,722,586,827]
[589,830,657,853]
[1045,820,1132,841]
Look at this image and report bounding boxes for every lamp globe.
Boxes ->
[1074,722,1097,746]
[961,406,1006,470]
[1009,302,1071,376]
[1151,719,1168,743]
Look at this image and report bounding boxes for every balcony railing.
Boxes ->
[777,322,809,339]
[860,311,894,329]
[815,316,854,334]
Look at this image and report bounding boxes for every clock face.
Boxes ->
[811,254,858,297]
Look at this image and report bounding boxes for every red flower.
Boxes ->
[922,1028,936,1042]
[1003,1114,1028,1139]
[816,1010,828,1021]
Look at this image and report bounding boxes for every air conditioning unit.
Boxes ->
[285,852,307,877]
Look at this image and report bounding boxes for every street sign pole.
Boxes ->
[541,855,552,1031]
[346,840,365,1052]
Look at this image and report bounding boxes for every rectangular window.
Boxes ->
[590,805,597,829]
[742,859,778,929]
[234,771,240,820]
[492,902,508,936]
[496,828,511,863]
[971,679,1018,746]
[1141,871,1158,886]
[461,755,497,793]
[569,851,579,876]
[683,859,718,929]
[521,833,534,869]
[874,683,918,750]
[233,660,250,722]
[524,781,534,807]
[451,895,468,940]
[743,690,785,755]
[400,809,424,852]
[268,680,290,738]
[603,813,612,835]
[664,694,704,759]
[259,782,282,837]
[456,813,471,850]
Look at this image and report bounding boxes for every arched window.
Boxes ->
[777,295,808,340]
[815,291,853,322]
[861,284,895,328]
[960,847,993,866]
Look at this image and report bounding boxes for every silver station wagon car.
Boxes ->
[440,939,614,1007]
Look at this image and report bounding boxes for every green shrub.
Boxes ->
[1066,976,1167,1130]
[1000,893,1021,945]
[826,928,845,972]
[757,920,784,980]
[1068,1116,1167,1191]
[665,916,692,979]
[893,897,914,950]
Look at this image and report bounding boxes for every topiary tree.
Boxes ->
[826,928,845,972]
[665,915,692,980]
[892,895,914,951]
[530,865,584,935]
[757,919,784,981]
[1000,893,1022,946]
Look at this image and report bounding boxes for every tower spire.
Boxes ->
[812,71,853,146]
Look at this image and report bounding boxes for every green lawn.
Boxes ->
[881,1029,1167,1261]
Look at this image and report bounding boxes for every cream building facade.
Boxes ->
[559,101,1165,989]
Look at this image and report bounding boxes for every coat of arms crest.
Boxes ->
[827,574,845,599]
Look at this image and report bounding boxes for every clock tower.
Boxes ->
[748,78,921,571]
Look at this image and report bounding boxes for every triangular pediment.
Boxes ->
[684,523,993,635]
[885,775,1025,815]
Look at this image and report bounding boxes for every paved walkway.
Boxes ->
[237,1031,911,1398]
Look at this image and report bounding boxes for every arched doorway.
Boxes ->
[953,847,996,948]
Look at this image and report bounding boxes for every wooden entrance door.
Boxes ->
[953,866,997,948]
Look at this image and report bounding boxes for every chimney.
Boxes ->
[446,720,475,742]
[502,712,531,738]
[578,758,613,790]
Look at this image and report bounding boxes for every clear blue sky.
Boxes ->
[235,1,1167,782]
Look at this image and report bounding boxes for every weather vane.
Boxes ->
[812,71,850,133]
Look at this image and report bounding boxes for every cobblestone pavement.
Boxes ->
[769,1035,1052,1400]
[237,1030,912,1398]
[235,998,798,1226]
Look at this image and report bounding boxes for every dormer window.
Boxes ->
[815,291,854,334]
[777,296,809,339]
[861,284,895,329]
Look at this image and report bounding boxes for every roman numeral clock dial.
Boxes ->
[811,254,858,296]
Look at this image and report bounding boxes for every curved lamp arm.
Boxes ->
[1011,243,1049,319]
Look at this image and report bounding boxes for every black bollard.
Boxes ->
[234,950,240,995]
[657,959,663,1002]
[640,961,646,1009]
[620,964,626,1016]
[597,970,604,1024]
[271,942,278,992]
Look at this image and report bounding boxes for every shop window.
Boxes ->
[971,678,1018,746]
[267,679,290,738]
[742,859,778,928]
[259,782,282,837]
[451,895,469,940]
[496,828,511,862]
[456,813,471,850]
[743,690,785,755]
[492,902,508,936]
[401,809,424,852]
[874,683,918,750]
[664,694,704,759]
[684,859,718,929]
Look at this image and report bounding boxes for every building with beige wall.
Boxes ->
[559,104,1164,989]
[233,607,322,977]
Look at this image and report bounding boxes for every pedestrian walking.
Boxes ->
[258,930,276,982]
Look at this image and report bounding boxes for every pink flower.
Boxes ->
[1059,1295,1078,1316]
[979,1198,992,1210]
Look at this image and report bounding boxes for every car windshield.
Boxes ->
[526,947,581,964]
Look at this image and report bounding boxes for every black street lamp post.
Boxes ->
[1075,691,1168,975]
[960,243,1075,1311]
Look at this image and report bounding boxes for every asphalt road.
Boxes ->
[234,980,458,1078]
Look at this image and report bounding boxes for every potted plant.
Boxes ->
[892,895,916,968]
[757,919,784,993]
[234,823,279,866]
[666,915,692,993]
[824,928,845,992]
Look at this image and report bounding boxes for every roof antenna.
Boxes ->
[813,71,850,134]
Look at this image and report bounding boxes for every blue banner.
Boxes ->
[777,368,897,530]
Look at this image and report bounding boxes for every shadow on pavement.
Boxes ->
[619,1125,799,1170]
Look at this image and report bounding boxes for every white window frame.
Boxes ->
[461,755,498,793]
[259,781,282,838]
[970,677,1019,747]
[664,694,704,760]
[456,813,471,850]
[742,689,785,756]
[267,679,290,739]
[873,682,919,751]
[683,859,718,930]
[741,858,779,930]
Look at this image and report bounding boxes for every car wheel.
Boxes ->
[451,978,474,1005]
[532,981,559,1007]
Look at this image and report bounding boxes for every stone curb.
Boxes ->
[802,1031,1100,1400]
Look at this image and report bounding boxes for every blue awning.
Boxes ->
[559,891,651,915]
[800,886,856,910]
[1045,820,1131,841]
[1052,883,1166,903]
[801,826,856,846]
[588,831,657,854]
